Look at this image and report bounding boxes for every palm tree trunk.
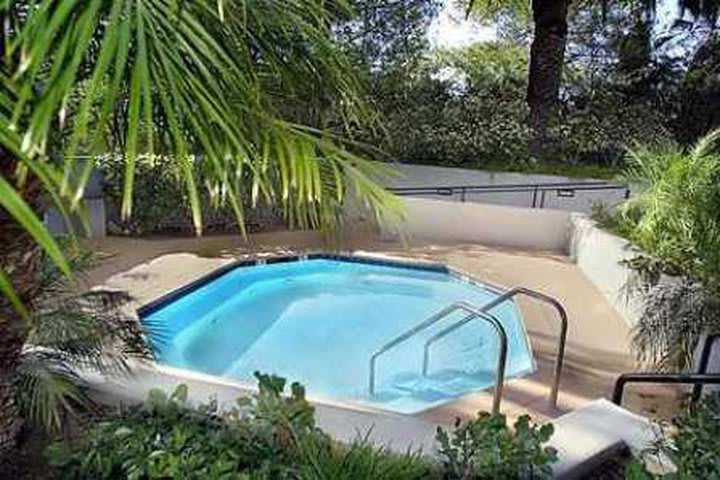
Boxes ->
[0,152,43,461]
[527,0,569,160]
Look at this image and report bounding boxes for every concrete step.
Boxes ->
[550,399,658,479]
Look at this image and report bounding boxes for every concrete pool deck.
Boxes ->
[82,229,681,425]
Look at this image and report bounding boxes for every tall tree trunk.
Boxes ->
[0,152,43,462]
[527,0,569,160]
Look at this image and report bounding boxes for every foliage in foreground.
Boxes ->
[627,393,720,479]
[436,413,557,480]
[47,373,433,479]
[46,373,557,479]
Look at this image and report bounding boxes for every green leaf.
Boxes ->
[0,173,71,277]
[0,267,29,320]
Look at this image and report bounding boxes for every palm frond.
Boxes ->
[17,280,151,433]
[30,288,150,370]
[0,0,401,315]
[4,0,398,230]
[16,349,91,433]
[632,279,720,371]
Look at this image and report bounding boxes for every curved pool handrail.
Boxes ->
[422,287,568,409]
[368,301,509,415]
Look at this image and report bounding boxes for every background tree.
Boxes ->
[468,0,570,159]
[467,0,720,160]
[526,0,570,158]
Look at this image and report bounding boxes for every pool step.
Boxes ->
[383,371,495,398]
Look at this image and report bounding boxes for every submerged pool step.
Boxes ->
[382,371,496,398]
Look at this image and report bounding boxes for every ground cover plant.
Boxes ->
[626,393,720,479]
[47,374,434,480]
[46,373,557,480]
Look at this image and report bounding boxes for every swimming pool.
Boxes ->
[140,255,536,414]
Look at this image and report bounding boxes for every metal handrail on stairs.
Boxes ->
[368,301,508,415]
[422,287,568,409]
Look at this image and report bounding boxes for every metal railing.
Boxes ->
[422,287,568,409]
[368,302,508,415]
[388,180,630,208]
[612,334,720,406]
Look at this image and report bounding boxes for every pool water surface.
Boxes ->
[141,257,536,414]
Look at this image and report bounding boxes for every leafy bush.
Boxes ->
[47,371,557,479]
[362,41,671,170]
[620,131,720,288]
[369,43,531,169]
[47,373,433,479]
[436,412,557,479]
[628,393,720,479]
[100,156,282,235]
[610,130,720,370]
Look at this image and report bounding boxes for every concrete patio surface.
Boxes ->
[82,229,682,425]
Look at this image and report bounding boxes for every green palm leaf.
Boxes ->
[0,0,401,312]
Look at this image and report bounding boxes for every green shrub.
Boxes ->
[295,432,433,480]
[611,130,720,370]
[629,393,720,479]
[100,156,281,235]
[47,373,433,479]
[47,372,557,479]
[362,41,671,170]
[436,412,557,479]
[667,393,720,478]
[619,131,720,287]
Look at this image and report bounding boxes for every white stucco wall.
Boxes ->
[383,196,571,252]
[568,214,644,328]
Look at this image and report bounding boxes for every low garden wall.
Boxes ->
[386,163,628,214]
[568,214,644,328]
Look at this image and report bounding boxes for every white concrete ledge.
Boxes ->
[551,399,657,479]
[568,214,643,327]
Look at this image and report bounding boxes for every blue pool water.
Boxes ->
[142,258,535,414]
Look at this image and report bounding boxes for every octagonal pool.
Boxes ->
[140,255,536,414]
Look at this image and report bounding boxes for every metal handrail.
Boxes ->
[368,302,509,415]
[388,181,630,208]
[612,333,720,406]
[612,373,720,406]
[422,287,568,409]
